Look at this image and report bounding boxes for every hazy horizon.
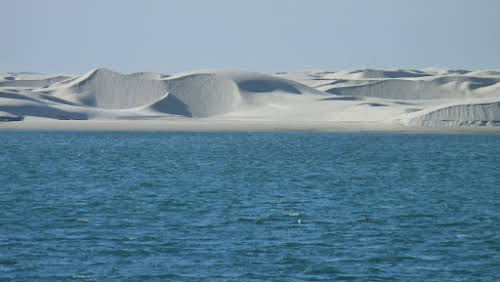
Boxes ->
[2,0,499,74]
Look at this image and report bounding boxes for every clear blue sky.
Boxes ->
[1,0,499,74]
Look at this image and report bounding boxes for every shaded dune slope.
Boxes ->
[326,76,500,100]
[52,69,320,118]
[0,75,70,88]
[55,68,168,109]
[154,71,321,117]
[409,102,500,126]
[328,69,433,79]
[150,73,241,117]
[0,89,87,120]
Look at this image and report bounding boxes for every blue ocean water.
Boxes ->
[0,131,499,281]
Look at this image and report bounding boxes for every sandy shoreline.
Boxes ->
[1,119,499,133]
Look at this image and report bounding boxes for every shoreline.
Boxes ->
[1,119,499,134]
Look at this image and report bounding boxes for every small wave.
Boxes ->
[0,259,17,265]
[71,274,90,279]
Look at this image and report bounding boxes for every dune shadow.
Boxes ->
[149,94,192,117]
[238,80,301,94]
[466,78,500,90]
[319,96,363,101]
[431,76,500,90]
[314,79,348,86]
[116,115,168,120]
[0,105,87,120]
[325,88,342,95]
[349,69,432,78]
[393,101,416,105]
[405,108,422,113]
[0,91,40,103]
[0,115,24,121]
[359,102,388,107]
[38,94,79,106]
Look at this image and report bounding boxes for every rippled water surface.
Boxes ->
[1,131,499,281]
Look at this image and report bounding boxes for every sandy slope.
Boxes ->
[1,68,500,131]
[275,69,500,128]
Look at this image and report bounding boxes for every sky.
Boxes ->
[1,0,500,74]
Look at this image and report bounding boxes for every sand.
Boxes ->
[1,68,500,132]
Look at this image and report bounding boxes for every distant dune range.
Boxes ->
[1,68,500,130]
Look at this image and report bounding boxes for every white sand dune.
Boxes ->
[0,74,71,88]
[52,68,168,108]
[0,111,23,121]
[323,76,500,100]
[1,68,500,131]
[407,101,500,127]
